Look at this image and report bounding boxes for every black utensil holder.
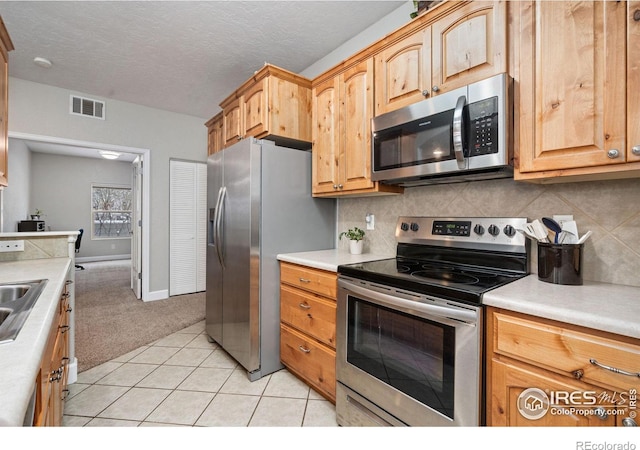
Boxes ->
[537,242,584,285]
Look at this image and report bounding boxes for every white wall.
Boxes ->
[29,152,133,259]
[8,78,207,295]
[1,138,30,231]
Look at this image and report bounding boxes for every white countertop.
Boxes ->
[277,248,393,272]
[484,275,640,340]
[0,231,79,238]
[0,258,71,426]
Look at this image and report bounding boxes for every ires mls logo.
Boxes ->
[518,388,550,420]
[517,387,637,421]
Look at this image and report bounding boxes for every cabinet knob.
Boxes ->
[632,145,640,155]
[421,90,430,97]
[432,86,440,93]
[607,149,620,159]
[338,184,343,189]
[333,184,338,190]
[623,417,637,427]
[634,9,640,21]
[572,369,584,380]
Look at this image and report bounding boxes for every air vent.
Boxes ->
[70,95,105,119]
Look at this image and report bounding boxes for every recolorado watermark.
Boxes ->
[517,387,637,421]
[575,442,636,450]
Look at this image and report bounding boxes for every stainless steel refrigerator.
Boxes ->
[206,138,335,381]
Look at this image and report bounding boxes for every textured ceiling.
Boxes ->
[1,0,406,122]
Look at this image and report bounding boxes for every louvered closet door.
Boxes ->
[170,160,207,296]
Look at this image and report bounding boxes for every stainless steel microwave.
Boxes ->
[371,73,513,186]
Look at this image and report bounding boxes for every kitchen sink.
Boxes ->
[0,285,31,304]
[0,280,48,344]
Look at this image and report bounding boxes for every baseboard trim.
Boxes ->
[76,255,131,263]
[145,289,169,302]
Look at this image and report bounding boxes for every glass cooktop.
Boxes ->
[338,257,527,305]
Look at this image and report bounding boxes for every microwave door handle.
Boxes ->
[452,95,466,169]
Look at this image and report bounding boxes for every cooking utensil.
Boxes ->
[560,220,579,244]
[517,227,539,242]
[577,230,592,244]
[542,217,562,244]
[531,219,549,243]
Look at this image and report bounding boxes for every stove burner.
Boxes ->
[411,270,479,285]
[396,265,411,273]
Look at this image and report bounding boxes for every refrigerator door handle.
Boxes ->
[213,186,227,268]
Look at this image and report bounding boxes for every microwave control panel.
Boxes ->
[467,97,498,157]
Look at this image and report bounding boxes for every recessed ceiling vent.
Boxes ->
[70,95,105,120]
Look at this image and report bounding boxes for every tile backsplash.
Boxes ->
[338,178,640,288]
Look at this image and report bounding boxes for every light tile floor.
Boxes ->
[63,320,338,427]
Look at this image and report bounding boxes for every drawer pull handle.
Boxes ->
[589,359,640,377]
[298,278,311,283]
[298,302,311,310]
[594,406,609,421]
[298,345,311,354]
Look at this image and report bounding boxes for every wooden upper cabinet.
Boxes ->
[311,77,340,195]
[431,0,507,93]
[374,1,506,116]
[628,1,640,163]
[205,112,223,156]
[220,95,243,147]
[514,1,632,180]
[312,58,403,197]
[0,17,13,187]
[339,60,376,192]
[374,28,431,115]
[217,64,312,149]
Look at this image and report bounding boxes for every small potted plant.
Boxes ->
[31,209,43,220]
[339,227,366,255]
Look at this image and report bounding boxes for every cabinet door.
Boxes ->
[517,0,627,173]
[207,115,224,155]
[312,77,340,194]
[242,78,268,138]
[339,59,375,192]
[374,27,431,115]
[490,359,618,427]
[431,1,506,93]
[222,97,243,147]
[628,1,640,162]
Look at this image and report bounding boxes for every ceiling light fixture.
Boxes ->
[33,57,53,69]
[99,150,121,160]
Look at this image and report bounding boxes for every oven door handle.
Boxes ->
[452,95,467,170]
[340,279,477,325]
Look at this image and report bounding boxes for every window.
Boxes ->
[91,184,132,239]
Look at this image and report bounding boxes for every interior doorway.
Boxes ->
[8,131,151,300]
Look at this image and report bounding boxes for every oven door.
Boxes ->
[336,277,482,427]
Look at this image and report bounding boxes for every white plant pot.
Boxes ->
[349,240,364,255]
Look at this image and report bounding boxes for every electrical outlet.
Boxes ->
[0,240,25,252]
[366,213,375,230]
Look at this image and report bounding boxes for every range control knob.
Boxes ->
[473,224,485,235]
[400,222,409,232]
[410,222,420,232]
[488,224,500,237]
[503,225,516,237]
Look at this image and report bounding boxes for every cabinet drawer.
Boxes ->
[281,284,336,348]
[280,323,336,402]
[492,310,640,392]
[280,262,337,299]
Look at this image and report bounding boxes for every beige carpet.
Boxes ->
[74,260,205,373]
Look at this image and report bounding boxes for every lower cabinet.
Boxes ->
[486,307,640,427]
[34,280,71,426]
[279,262,337,403]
